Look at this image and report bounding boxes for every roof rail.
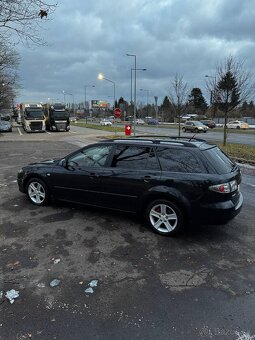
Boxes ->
[128,135,207,143]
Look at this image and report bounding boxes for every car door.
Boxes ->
[50,144,113,206]
[96,145,161,212]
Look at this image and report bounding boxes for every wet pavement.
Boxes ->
[0,140,255,340]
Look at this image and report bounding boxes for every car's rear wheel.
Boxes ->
[182,127,186,132]
[236,126,240,129]
[26,178,49,206]
[145,199,184,236]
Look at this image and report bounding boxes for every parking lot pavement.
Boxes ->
[1,139,255,339]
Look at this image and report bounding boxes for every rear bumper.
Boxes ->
[196,192,243,225]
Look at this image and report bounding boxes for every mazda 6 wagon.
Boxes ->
[17,136,243,236]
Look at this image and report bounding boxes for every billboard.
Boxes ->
[91,100,109,108]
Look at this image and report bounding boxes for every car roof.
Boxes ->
[101,135,215,150]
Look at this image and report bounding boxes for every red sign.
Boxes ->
[114,107,121,118]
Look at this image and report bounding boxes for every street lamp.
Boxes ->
[48,98,59,104]
[84,85,95,122]
[98,73,115,110]
[126,53,137,135]
[140,88,149,106]
[140,88,149,117]
[131,68,146,105]
[62,90,66,104]
[64,92,74,115]
[154,96,158,128]
[205,75,217,119]
[98,73,117,135]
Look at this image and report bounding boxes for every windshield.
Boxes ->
[52,111,69,119]
[25,109,44,119]
[194,121,205,126]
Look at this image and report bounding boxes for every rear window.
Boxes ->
[203,147,236,174]
[156,147,207,173]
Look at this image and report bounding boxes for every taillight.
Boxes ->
[209,180,238,194]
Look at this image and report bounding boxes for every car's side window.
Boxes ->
[156,147,206,173]
[68,145,112,168]
[111,145,151,169]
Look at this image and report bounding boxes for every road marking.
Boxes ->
[69,130,77,134]
[17,128,22,135]
[45,131,51,134]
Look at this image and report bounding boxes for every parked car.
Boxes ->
[69,116,78,122]
[0,120,12,132]
[0,114,11,121]
[17,136,243,236]
[182,120,209,133]
[147,118,159,125]
[227,120,249,129]
[200,120,216,128]
[133,119,145,125]
[100,119,112,126]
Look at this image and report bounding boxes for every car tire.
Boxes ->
[26,178,50,206]
[236,126,240,129]
[182,127,186,132]
[194,128,199,133]
[145,199,184,236]
[203,130,207,133]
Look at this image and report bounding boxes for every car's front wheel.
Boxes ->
[26,178,49,206]
[145,199,184,236]
[182,127,186,132]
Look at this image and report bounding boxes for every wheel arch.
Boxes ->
[140,191,191,221]
[24,173,50,192]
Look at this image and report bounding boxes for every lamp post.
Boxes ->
[62,90,66,104]
[154,96,158,128]
[140,89,149,117]
[48,98,59,104]
[84,85,95,123]
[140,88,149,105]
[98,73,115,111]
[65,92,74,115]
[130,68,146,104]
[98,73,116,134]
[126,53,138,135]
[205,75,217,119]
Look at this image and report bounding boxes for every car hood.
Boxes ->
[27,158,60,167]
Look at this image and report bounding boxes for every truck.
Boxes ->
[20,103,46,132]
[43,103,70,132]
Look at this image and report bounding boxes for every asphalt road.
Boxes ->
[1,130,255,340]
[133,125,255,145]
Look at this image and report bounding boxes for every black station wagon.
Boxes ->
[17,136,243,236]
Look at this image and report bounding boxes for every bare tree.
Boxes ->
[169,73,189,137]
[0,40,20,109]
[207,56,255,146]
[0,0,57,45]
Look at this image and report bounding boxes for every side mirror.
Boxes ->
[59,158,67,168]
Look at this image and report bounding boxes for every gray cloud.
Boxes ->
[16,0,255,106]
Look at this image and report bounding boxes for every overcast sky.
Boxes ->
[16,0,255,107]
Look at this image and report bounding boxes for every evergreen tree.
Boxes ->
[160,96,170,120]
[216,71,240,113]
[188,88,208,113]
